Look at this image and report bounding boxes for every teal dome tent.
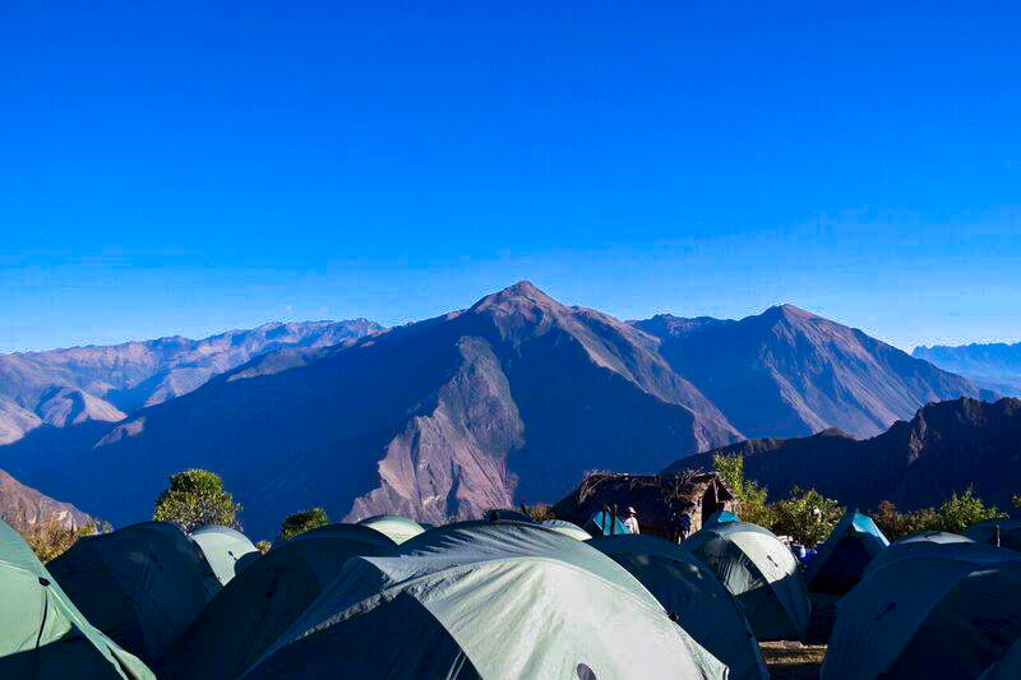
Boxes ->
[47,522,221,664]
[822,541,1021,680]
[189,525,258,585]
[805,510,889,595]
[242,521,726,680]
[589,534,768,680]
[966,519,1021,551]
[158,523,396,680]
[0,519,156,679]
[357,514,426,544]
[685,521,811,640]
[584,509,630,536]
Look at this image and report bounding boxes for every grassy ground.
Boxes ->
[760,641,827,680]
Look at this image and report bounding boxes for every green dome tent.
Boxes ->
[685,521,811,641]
[805,510,889,595]
[540,519,591,541]
[822,541,1021,680]
[0,519,155,680]
[158,523,396,680]
[357,514,426,544]
[966,519,1021,551]
[242,521,727,680]
[897,530,974,545]
[588,534,768,680]
[481,508,534,523]
[585,509,631,536]
[189,525,258,585]
[981,638,1021,680]
[47,521,221,664]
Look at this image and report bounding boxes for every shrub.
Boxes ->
[279,507,328,541]
[22,518,106,563]
[255,539,272,554]
[713,453,773,527]
[152,469,243,533]
[769,487,843,546]
[520,503,555,522]
[869,487,1006,540]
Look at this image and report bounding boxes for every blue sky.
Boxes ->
[2,2,1019,353]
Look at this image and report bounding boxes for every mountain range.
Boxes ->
[0,319,380,445]
[666,397,1021,512]
[0,282,994,537]
[913,342,1021,397]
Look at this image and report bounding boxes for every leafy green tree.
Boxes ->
[869,501,938,541]
[770,487,844,546]
[152,469,242,532]
[713,453,773,527]
[279,507,328,541]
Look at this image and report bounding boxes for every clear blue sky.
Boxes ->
[2,2,1019,353]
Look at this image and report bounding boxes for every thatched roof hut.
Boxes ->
[552,470,735,541]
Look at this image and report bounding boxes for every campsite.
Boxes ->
[3,465,1021,680]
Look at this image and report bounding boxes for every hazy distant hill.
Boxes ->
[0,467,90,532]
[0,319,381,444]
[635,305,995,439]
[0,283,992,536]
[913,342,1021,396]
[667,397,1021,512]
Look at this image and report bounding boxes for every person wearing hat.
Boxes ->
[623,506,641,535]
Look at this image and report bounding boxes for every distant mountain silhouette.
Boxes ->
[635,305,995,439]
[0,284,993,537]
[0,320,380,444]
[0,466,90,532]
[913,342,1021,396]
[667,397,1021,511]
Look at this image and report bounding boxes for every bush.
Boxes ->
[255,539,272,554]
[279,507,328,541]
[152,469,243,533]
[520,503,555,522]
[713,454,773,527]
[869,487,1007,541]
[769,487,844,546]
[22,518,106,563]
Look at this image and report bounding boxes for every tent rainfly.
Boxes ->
[588,534,768,680]
[47,522,221,664]
[805,510,889,595]
[158,523,396,680]
[540,519,591,541]
[357,514,426,544]
[0,519,156,679]
[241,521,728,680]
[189,525,258,585]
[585,510,631,537]
[684,521,811,641]
[704,509,739,528]
[966,519,1021,552]
[822,541,1021,680]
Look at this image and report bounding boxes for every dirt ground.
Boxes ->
[760,641,828,680]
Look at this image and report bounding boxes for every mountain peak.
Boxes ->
[470,281,560,314]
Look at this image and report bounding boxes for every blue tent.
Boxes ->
[806,510,889,595]
[704,509,738,527]
[584,510,631,536]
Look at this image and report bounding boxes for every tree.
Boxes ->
[770,487,844,546]
[713,453,773,527]
[279,507,328,541]
[152,469,242,533]
[932,486,1006,534]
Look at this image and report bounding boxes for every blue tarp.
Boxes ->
[585,510,631,536]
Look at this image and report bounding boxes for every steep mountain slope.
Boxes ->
[0,467,90,532]
[1,283,742,536]
[0,319,380,443]
[635,305,994,439]
[667,397,1021,511]
[913,342,1021,396]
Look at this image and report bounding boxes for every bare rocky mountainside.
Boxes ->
[666,397,1021,512]
[0,467,90,532]
[0,319,381,444]
[634,305,996,439]
[913,341,1021,396]
[0,283,992,537]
